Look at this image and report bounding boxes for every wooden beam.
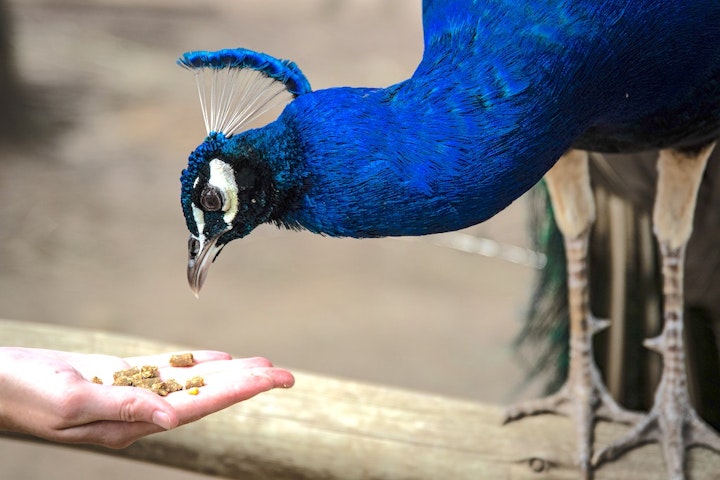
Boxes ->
[0,318,717,479]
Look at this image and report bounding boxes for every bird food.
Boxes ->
[95,354,204,396]
[169,352,195,367]
[185,376,205,389]
[111,366,174,396]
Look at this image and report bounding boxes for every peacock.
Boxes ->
[176,1,720,478]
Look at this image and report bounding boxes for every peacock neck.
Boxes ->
[274,71,581,238]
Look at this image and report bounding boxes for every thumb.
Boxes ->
[82,384,180,430]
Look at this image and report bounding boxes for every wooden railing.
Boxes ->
[0,319,717,479]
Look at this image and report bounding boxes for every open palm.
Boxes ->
[0,347,294,448]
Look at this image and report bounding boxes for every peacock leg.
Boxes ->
[504,149,640,479]
[594,144,720,480]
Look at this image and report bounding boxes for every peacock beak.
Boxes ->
[187,233,223,297]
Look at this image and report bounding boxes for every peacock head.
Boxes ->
[178,49,311,296]
[181,131,279,296]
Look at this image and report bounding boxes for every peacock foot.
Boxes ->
[593,336,720,480]
[593,395,720,480]
[504,318,642,479]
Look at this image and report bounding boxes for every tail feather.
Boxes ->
[514,182,569,394]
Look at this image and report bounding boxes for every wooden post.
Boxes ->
[0,318,717,479]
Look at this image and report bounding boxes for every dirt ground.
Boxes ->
[0,1,543,478]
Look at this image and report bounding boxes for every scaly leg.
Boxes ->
[594,144,720,480]
[505,150,640,479]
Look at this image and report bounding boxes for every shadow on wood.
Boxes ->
[0,318,717,479]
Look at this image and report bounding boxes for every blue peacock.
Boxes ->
[176,1,720,478]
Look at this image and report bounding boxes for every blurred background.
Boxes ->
[0,1,541,477]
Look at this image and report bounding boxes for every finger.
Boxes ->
[157,358,287,385]
[124,350,234,367]
[168,373,276,424]
[210,366,294,389]
[52,419,165,449]
[69,383,179,431]
[271,367,295,389]
[166,367,295,424]
[184,365,295,389]
[160,356,274,375]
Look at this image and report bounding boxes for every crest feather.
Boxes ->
[178,48,312,135]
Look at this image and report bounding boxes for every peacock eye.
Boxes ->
[199,186,224,211]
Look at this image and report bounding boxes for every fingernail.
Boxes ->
[152,411,174,430]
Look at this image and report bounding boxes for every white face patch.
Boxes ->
[191,176,206,236]
[192,204,206,238]
[208,158,240,225]
[190,178,205,237]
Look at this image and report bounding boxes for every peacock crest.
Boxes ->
[177,48,312,136]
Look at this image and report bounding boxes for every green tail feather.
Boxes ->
[513,181,569,395]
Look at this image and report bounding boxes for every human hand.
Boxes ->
[0,347,294,448]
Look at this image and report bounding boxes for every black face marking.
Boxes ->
[234,166,259,208]
[188,236,201,258]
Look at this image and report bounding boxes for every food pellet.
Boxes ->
[169,353,195,367]
[91,376,103,384]
[105,364,204,397]
[164,378,184,393]
[185,376,205,389]
[114,366,140,382]
[134,377,163,389]
[112,374,135,387]
[149,382,171,397]
[140,365,159,379]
